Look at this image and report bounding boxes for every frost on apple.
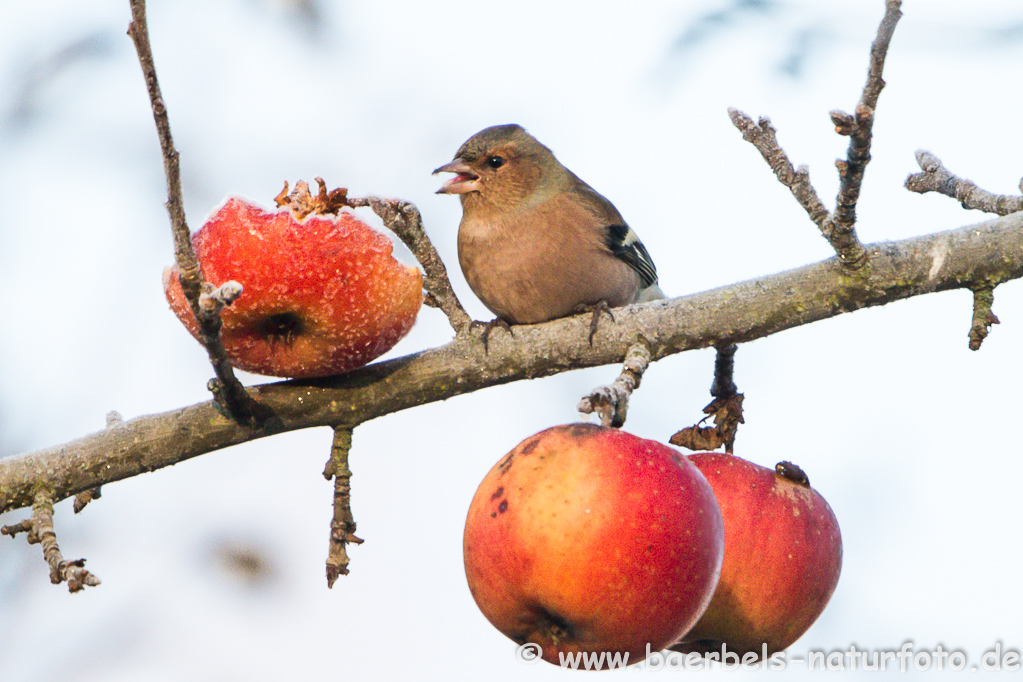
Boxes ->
[164,197,423,378]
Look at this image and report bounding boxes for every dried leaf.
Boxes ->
[275,177,350,219]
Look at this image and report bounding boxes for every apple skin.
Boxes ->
[463,423,724,666]
[673,452,842,657]
[164,197,422,378]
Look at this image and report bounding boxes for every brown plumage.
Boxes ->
[434,124,662,326]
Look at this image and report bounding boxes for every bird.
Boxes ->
[433,124,663,337]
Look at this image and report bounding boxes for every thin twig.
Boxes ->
[823,0,904,268]
[1,492,101,592]
[710,343,738,399]
[577,341,651,427]
[968,286,999,351]
[127,0,256,423]
[73,488,102,514]
[727,110,831,228]
[729,1,903,270]
[905,150,1023,215]
[323,426,363,587]
[670,344,744,453]
[349,197,472,335]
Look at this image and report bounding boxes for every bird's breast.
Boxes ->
[456,210,641,325]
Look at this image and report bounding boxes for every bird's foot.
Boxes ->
[470,317,513,353]
[573,301,615,345]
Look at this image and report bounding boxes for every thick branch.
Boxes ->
[127,0,255,422]
[3,213,1023,514]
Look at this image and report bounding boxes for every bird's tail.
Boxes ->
[634,283,665,303]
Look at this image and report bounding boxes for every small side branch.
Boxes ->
[727,110,830,228]
[127,0,255,423]
[729,1,903,270]
[322,426,363,588]
[670,344,745,453]
[1,493,100,592]
[823,0,903,268]
[968,287,999,351]
[72,411,119,513]
[349,197,472,335]
[72,488,102,514]
[710,342,738,399]
[577,341,651,427]
[905,151,1023,216]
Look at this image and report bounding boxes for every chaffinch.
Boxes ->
[434,124,663,327]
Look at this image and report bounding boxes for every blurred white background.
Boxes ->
[1,1,1021,679]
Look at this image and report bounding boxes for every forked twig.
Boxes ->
[2,493,101,592]
[577,341,651,427]
[729,0,904,269]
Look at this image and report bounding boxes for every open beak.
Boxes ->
[433,158,480,195]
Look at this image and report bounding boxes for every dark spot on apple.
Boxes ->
[567,422,600,438]
[520,439,539,455]
[490,486,504,501]
[498,499,508,514]
[260,312,303,345]
[530,607,575,647]
[498,453,515,474]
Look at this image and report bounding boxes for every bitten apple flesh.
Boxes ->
[164,197,422,378]
[463,423,725,667]
[673,453,843,657]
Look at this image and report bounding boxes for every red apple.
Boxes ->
[164,197,422,378]
[463,423,724,667]
[672,453,842,657]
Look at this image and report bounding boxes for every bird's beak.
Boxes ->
[433,158,480,195]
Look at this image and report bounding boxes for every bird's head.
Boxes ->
[433,124,560,210]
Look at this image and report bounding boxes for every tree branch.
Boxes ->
[127,0,256,423]
[731,1,903,270]
[905,150,1023,215]
[968,286,999,351]
[1,492,101,592]
[727,110,831,228]
[323,426,362,587]
[358,197,472,334]
[577,341,651,427]
[3,212,1022,515]
[669,344,744,453]
[823,0,903,268]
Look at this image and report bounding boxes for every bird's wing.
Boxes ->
[567,173,659,289]
[604,223,658,289]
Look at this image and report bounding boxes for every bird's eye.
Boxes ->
[487,155,506,169]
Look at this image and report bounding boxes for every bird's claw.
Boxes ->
[573,301,614,345]
[470,318,513,353]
